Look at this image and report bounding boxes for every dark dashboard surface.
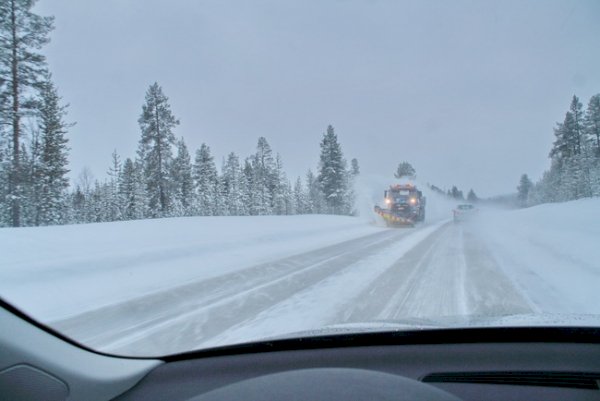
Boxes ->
[115,328,600,401]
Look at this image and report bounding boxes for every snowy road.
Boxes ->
[51,219,534,356]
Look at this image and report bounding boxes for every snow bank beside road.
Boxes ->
[0,215,384,320]
[476,198,600,314]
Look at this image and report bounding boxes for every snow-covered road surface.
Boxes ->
[2,198,599,357]
[50,219,534,356]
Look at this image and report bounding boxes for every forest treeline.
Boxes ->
[0,1,358,227]
[517,94,600,207]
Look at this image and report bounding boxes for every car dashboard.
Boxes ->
[1,300,600,401]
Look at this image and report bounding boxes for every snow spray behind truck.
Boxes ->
[374,184,426,227]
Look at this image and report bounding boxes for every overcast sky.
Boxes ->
[34,0,600,197]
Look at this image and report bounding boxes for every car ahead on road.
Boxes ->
[453,204,477,223]
[2,298,600,401]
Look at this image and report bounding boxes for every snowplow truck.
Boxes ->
[374,184,426,227]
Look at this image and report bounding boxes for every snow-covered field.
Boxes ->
[1,196,599,356]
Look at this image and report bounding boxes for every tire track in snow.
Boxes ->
[343,222,533,323]
[341,223,451,322]
[199,222,446,349]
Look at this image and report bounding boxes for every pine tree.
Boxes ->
[222,152,245,215]
[585,94,600,157]
[241,158,254,215]
[213,175,226,216]
[119,158,146,220]
[69,184,85,223]
[306,169,324,214]
[36,77,70,225]
[283,180,294,215]
[516,174,533,207]
[137,82,179,217]
[193,143,218,215]
[450,186,464,200]
[570,95,584,156]
[250,137,276,215]
[394,162,416,180]
[317,125,349,214]
[170,138,194,216]
[73,167,94,223]
[551,97,584,162]
[103,150,122,221]
[272,153,288,215]
[345,158,360,215]
[293,176,307,214]
[466,189,478,203]
[0,0,54,226]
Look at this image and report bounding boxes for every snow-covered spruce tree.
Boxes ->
[213,175,227,217]
[450,186,464,200]
[137,82,179,217]
[119,158,146,220]
[345,158,360,215]
[193,143,218,216]
[221,152,245,216]
[583,94,600,196]
[170,138,194,216]
[87,180,108,223]
[293,176,307,214]
[284,180,294,215]
[548,96,595,201]
[106,149,122,221]
[35,76,71,225]
[317,125,350,215]
[250,137,276,215]
[241,158,254,215]
[0,0,54,226]
[570,95,585,156]
[394,161,416,180]
[306,168,324,214]
[585,94,600,157]
[466,189,478,203]
[516,174,533,207]
[272,153,288,215]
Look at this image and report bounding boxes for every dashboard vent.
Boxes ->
[422,371,600,390]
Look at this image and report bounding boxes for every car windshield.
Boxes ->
[1,0,599,358]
